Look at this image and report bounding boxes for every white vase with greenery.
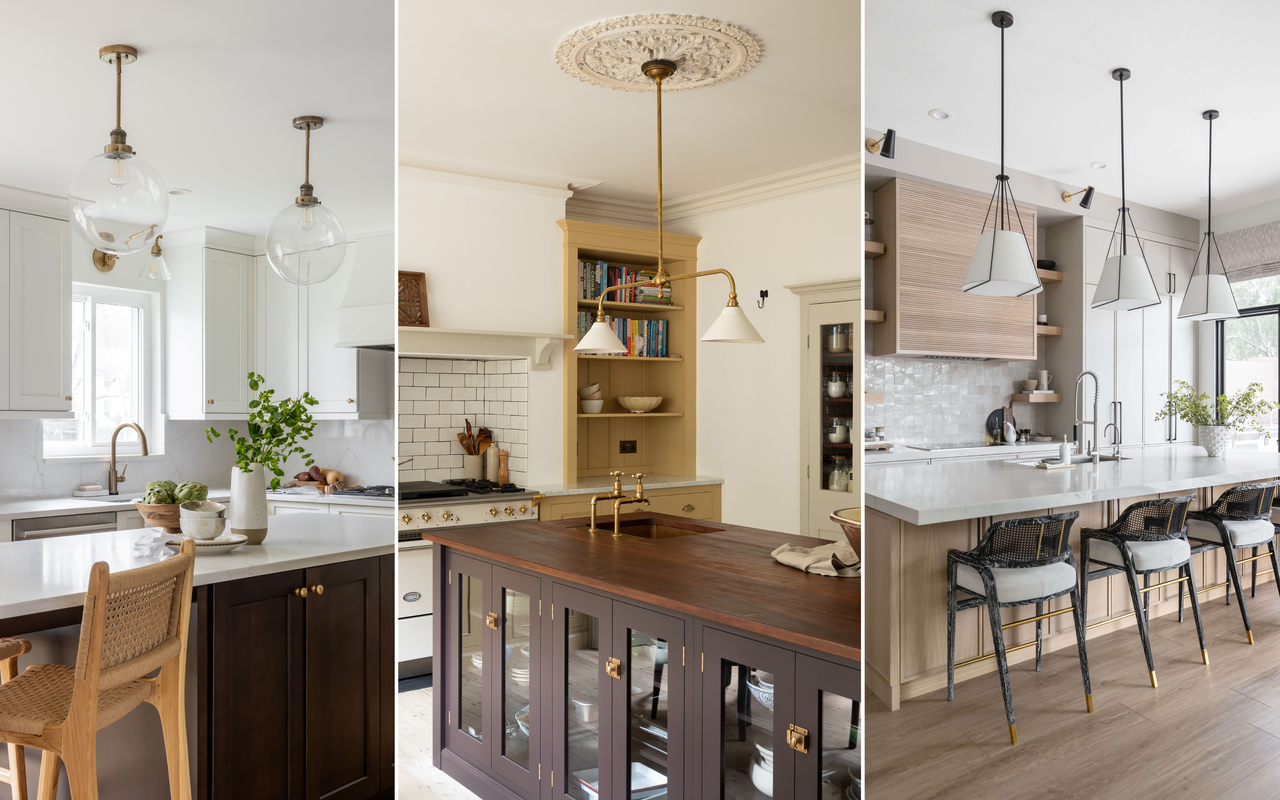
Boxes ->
[207,372,318,544]
[1154,381,1276,458]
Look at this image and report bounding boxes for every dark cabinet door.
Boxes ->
[553,583,615,800]
[610,601,685,800]
[445,553,493,766]
[491,565,543,796]
[304,557,383,800]
[209,569,307,800]
[700,628,797,800]
[794,655,860,799]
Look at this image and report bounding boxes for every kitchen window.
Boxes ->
[1215,275,1280,451]
[43,284,155,458]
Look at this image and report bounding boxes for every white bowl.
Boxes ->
[581,390,602,400]
[581,399,604,414]
[751,756,774,797]
[578,383,601,398]
[179,515,226,541]
[618,396,662,414]
[180,500,225,518]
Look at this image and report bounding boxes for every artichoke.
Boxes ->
[142,487,175,505]
[175,481,209,502]
[146,480,177,495]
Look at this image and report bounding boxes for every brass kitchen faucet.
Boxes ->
[588,471,650,537]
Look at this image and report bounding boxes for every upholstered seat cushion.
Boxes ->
[956,561,1078,604]
[0,663,151,736]
[1187,518,1276,547]
[1089,538,1191,572]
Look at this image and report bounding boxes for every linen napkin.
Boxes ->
[771,541,860,578]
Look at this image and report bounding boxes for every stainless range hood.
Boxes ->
[336,233,395,350]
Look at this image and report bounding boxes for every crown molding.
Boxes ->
[0,183,70,221]
[566,154,860,228]
[399,151,593,198]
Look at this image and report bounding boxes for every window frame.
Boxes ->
[1216,301,1280,453]
[43,283,158,459]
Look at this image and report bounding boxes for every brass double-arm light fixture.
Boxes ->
[575,59,764,354]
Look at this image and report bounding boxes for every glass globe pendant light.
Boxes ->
[574,59,762,355]
[68,45,168,256]
[1090,69,1161,311]
[961,12,1042,297]
[140,234,171,281]
[265,116,347,285]
[1178,110,1239,321]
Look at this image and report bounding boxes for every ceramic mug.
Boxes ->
[1022,379,1038,392]
[1038,314,1048,324]
[1039,370,1052,390]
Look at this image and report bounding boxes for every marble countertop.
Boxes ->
[525,474,723,497]
[0,487,392,525]
[866,441,1062,465]
[0,513,393,621]
[867,446,1280,526]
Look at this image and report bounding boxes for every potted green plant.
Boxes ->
[1153,380,1276,457]
[206,372,318,543]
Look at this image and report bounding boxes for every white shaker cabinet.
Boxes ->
[8,212,72,415]
[1142,296,1172,446]
[1170,312,1196,442]
[1169,246,1195,297]
[166,247,255,419]
[1084,292,1116,453]
[255,254,299,399]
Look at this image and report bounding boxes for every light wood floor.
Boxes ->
[397,680,481,800]
[867,584,1280,799]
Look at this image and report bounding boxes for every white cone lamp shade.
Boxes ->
[1091,253,1160,310]
[701,305,764,343]
[962,230,1042,296]
[574,320,628,354]
[1179,273,1238,320]
[140,250,171,281]
[69,153,168,255]
[265,203,348,285]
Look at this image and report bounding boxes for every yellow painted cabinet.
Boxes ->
[537,484,721,522]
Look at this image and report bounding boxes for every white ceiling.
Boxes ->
[399,1,859,203]
[866,0,1280,222]
[5,0,393,234]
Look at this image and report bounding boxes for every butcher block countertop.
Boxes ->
[421,511,860,663]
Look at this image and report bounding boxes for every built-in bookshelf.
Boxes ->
[558,219,701,482]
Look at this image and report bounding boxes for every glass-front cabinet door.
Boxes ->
[493,566,543,795]
[807,300,858,540]
[446,554,491,766]
[794,655,861,799]
[555,584,615,800]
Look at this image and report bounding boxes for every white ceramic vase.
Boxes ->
[1197,425,1231,457]
[230,462,269,544]
[463,454,482,480]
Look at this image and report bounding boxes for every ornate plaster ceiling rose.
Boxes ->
[555,14,762,92]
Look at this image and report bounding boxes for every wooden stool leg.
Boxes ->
[152,663,192,800]
[60,742,97,800]
[35,753,60,800]
[0,654,25,800]
[1224,546,1253,644]
[1034,601,1043,672]
[1251,545,1258,597]
[1069,586,1093,713]
[1184,561,1209,665]
[1123,559,1158,687]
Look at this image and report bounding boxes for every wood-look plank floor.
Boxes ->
[867,586,1280,799]
[397,680,482,800]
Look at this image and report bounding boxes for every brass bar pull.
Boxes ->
[486,612,500,631]
[310,585,324,595]
[786,724,809,754]
[605,657,623,680]
[295,587,308,598]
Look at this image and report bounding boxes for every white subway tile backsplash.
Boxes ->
[427,359,454,373]
[440,373,465,388]
[413,373,440,387]
[402,359,426,373]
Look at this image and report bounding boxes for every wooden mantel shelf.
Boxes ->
[1036,325,1063,336]
[864,240,885,258]
[1037,269,1063,283]
[865,309,885,323]
[397,326,573,370]
[1011,393,1063,403]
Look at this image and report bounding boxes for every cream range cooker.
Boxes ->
[396,480,540,677]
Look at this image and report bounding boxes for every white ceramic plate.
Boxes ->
[163,533,248,555]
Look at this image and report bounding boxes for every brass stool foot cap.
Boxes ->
[1149,670,1158,689]
[1085,694,1094,713]
[1248,630,1256,645]
[1008,724,1018,745]
[1202,649,1210,666]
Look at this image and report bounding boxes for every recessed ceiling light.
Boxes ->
[928,108,951,120]
[1089,162,1107,170]
[168,188,192,195]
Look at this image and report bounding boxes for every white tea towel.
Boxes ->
[771,541,860,578]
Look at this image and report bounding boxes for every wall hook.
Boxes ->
[757,289,768,309]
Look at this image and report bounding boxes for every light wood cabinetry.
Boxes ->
[537,483,722,522]
[871,178,1037,360]
[558,221,700,482]
[6,212,72,415]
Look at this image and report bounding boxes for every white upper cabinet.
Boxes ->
[1142,296,1172,445]
[166,246,255,419]
[7,212,71,415]
[1168,246,1195,298]
[1142,241,1170,296]
[255,253,299,400]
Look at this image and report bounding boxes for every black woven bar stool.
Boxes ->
[947,510,1091,745]
[1186,481,1280,645]
[1080,495,1204,688]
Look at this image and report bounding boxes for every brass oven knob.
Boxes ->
[420,513,431,523]
[488,507,499,517]
[504,507,515,517]
[400,514,411,524]
[441,511,453,521]
[519,505,528,515]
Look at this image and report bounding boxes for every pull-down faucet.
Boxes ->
[1074,371,1100,463]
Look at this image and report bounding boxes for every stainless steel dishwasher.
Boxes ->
[13,512,120,541]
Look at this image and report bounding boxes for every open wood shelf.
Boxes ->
[1037,269,1063,283]
[864,309,885,323]
[1036,325,1064,336]
[577,412,684,419]
[576,355,685,362]
[575,299,684,312]
[1011,393,1063,403]
[864,241,885,258]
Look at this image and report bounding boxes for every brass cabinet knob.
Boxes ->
[441,510,453,521]
[682,504,695,512]
[65,395,72,401]
[485,612,499,630]
[311,585,324,595]
[347,398,354,404]
[504,507,515,517]
[420,513,431,523]
[295,587,308,598]
[488,507,499,517]
[605,657,623,680]
[207,399,214,405]
[401,514,412,524]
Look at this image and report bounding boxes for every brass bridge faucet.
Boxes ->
[588,472,651,537]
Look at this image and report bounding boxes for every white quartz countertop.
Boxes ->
[866,446,1280,526]
[866,441,1062,465]
[525,474,723,497]
[0,487,391,524]
[0,513,393,622]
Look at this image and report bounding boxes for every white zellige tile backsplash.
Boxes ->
[398,357,529,485]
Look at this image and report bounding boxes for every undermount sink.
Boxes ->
[570,517,725,540]
[1008,454,1131,467]
[81,495,143,503]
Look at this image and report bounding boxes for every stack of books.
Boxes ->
[574,313,669,358]
[577,260,672,305]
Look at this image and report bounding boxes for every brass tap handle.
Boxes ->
[605,656,623,680]
[631,473,646,496]
[295,587,308,598]
[610,470,624,492]
[117,464,128,480]
[485,612,500,630]
[311,585,324,595]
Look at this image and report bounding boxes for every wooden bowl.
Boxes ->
[136,502,182,533]
[617,396,663,414]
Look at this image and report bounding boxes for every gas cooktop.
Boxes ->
[399,479,528,503]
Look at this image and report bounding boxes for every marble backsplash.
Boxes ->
[864,357,1049,446]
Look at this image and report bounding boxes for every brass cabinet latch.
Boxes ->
[485,612,500,630]
[786,724,809,754]
[605,657,623,679]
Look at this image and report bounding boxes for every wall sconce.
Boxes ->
[865,129,896,159]
[92,249,118,273]
[1061,185,1095,209]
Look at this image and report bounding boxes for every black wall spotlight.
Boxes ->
[1061,185,1095,209]
[866,128,896,159]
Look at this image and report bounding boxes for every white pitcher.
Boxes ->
[1039,370,1052,391]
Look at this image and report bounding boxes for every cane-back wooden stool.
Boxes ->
[0,638,31,800]
[1080,495,1204,687]
[947,511,1092,745]
[1186,481,1280,645]
[0,539,196,800]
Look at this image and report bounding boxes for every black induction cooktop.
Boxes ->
[398,480,472,502]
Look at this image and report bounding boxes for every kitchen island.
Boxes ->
[865,445,1280,709]
[421,511,859,800]
[0,513,394,800]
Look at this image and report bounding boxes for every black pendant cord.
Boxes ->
[1000,22,1005,188]
[1119,74,1127,255]
[1207,115,1213,275]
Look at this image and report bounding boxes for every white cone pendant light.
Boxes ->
[702,305,764,343]
[265,117,348,286]
[575,319,628,355]
[1178,110,1239,321]
[961,12,1041,297]
[1091,69,1160,311]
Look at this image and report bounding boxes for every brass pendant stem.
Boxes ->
[656,73,665,283]
[593,268,740,319]
[116,55,122,131]
[304,123,311,186]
